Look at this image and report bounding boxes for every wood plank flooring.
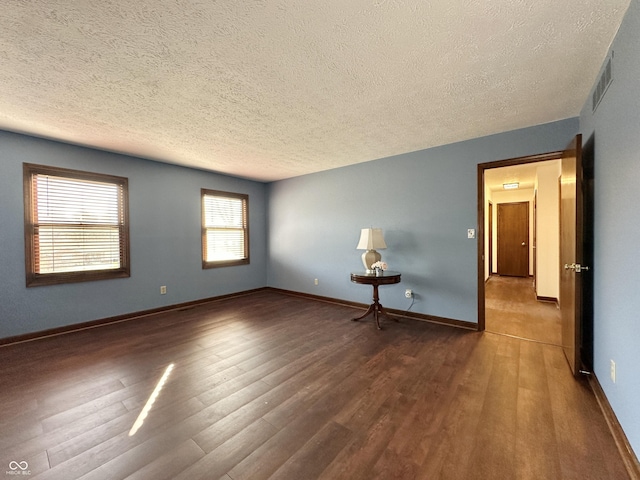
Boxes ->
[485,275,562,345]
[0,290,628,479]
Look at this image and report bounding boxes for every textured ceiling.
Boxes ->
[0,1,630,182]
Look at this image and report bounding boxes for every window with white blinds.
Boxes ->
[23,163,130,286]
[201,189,249,268]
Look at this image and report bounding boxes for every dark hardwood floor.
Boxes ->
[0,290,628,479]
[485,275,562,345]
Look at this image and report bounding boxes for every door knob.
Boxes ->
[521,242,526,246]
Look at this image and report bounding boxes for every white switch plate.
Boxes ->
[467,229,476,239]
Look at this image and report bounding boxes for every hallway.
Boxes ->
[485,275,561,345]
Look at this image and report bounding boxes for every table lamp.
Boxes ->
[356,228,387,273]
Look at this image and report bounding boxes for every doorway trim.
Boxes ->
[477,150,563,331]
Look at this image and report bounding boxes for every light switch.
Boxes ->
[467,229,476,239]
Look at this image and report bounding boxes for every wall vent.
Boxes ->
[592,53,613,113]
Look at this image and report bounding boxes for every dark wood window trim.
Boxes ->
[23,163,130,287]
[201,189,250,269]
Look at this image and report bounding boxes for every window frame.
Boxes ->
[23,163,130,287]
[201,188,250,269]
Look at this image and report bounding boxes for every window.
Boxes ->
[23,163,130,287]
[201,189,249,268]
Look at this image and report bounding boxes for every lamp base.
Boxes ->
[361,249,381,272]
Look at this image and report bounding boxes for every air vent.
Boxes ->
[592,54,613,113]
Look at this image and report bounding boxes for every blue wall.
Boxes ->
[579,0,640,456]
[0,131,267,339]
[267,118,578,323]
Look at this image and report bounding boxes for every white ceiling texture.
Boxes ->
[0,1,630,182]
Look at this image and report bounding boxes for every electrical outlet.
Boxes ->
[610,359,616,383]
[160,286,167,295]
[314,278,319,286]
[405,289,413,298]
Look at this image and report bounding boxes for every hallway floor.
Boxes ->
[485,275,562,346]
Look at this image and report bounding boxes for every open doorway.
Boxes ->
[477,152,563,345]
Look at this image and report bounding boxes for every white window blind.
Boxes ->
[202,190,249,267]
[24,164,130,286]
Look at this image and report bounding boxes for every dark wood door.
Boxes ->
[533,192,537,288]
[488,202,493,275]
[581,135,595,371]
[497,202,529,277]
[560,134,584,376]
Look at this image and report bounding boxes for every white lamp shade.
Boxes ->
[356,228,387,250]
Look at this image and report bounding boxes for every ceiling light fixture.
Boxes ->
[503,182,519,190]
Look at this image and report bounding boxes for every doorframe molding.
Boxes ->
[477,150,563,331]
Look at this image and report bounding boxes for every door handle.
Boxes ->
[521,242,526,246]
[564,263,590,273]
